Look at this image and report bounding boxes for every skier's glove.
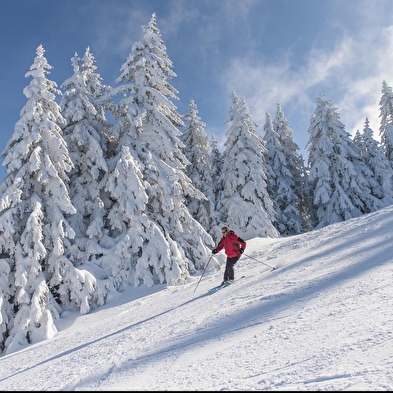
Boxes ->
[239,248,244,254]
[212,249,218,254]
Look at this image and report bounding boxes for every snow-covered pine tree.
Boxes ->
[354,118,393,207]
[262,112,280,227]
[60,47,116,307]
[264,103,305,235]
[306,94,379,229]
[379,80,393,162]
[0,178,14,354]
[220,91,278,239]
[180,99,216,233]
[108,13,218,283]
[209,134,224,239]
[353,129,362,146]
[104,145,182,288]
[0,259,12,354]
[210,134,223,206]
[60,49,109,248]
[0,45,82,354]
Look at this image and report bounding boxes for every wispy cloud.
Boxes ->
[220,10,393,145]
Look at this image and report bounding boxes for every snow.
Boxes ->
[1,205,393,390]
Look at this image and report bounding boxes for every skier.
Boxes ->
[212,226,246,286]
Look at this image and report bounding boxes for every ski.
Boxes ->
[207,275,246,294]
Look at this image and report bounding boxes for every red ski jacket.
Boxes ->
[215,230,246,258]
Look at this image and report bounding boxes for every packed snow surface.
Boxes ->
[1,206,393,390]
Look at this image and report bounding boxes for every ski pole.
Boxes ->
[232,242,277,271]
[242,252,276,271]
[194,254,213,293]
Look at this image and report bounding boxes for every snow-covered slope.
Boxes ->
[1,206,393,390]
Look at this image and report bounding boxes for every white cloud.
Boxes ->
[219,16,393,149]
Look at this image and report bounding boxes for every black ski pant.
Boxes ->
[223,256,240,281]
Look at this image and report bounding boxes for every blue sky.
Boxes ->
[1,0,393,181]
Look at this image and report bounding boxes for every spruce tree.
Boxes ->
[262,111,280,227]
[180,99,216,233]
[264,107,304,235]
[268,103,305,235]
[354,118,393,207]
[103,145,170,288]
[379,80,393,162]
[209,134,224,238]
[306,95,378,229]
[60,47,120,307]
[0,45,80,353]
[60,48,111,263]
[220,91,278,239]
[109,13,218,282]
[210,135,223,201]
[0,183,14,354]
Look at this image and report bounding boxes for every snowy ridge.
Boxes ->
[0,205,393,390]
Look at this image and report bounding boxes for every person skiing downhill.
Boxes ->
[212,226,246,286]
